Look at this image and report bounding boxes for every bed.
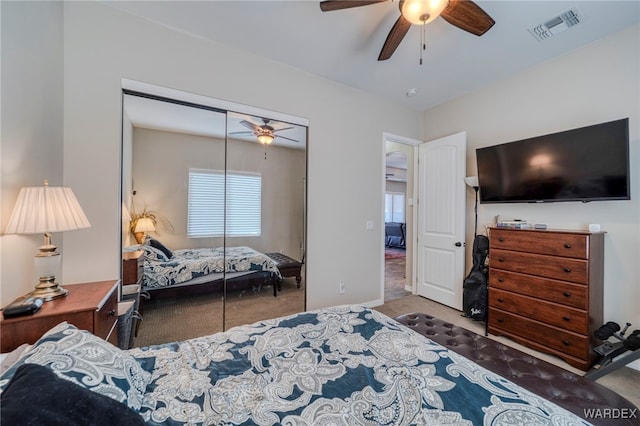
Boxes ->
[141,242,283,298]
[1,305,636,425]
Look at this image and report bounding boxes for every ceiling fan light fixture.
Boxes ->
[401,0,449,25]
[257,132,274,145]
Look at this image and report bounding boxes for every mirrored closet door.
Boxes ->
[121,92,307,347]
[224,111,307,328]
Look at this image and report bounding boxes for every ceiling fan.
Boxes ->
[319,0,495,61]
[230,118,299,145]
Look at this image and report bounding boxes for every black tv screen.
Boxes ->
[476,118,630,203]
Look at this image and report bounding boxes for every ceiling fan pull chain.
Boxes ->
[419,23,426,65]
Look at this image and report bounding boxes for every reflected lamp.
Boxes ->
[133,217,155,244]
[256,131,274,145]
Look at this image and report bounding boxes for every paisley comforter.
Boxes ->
[129,305,591,425]
[144,246,281,289]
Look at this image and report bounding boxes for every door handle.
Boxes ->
[454,242,462,247]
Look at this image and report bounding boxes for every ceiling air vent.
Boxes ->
[529,8,581,41]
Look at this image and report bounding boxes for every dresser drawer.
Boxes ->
[490,249,588,284]
[489,309,589,359]
[491,229,588,259]
[489,270,588,309]
[489,288,588,334]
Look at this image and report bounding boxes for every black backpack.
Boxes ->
[463,235,489,321]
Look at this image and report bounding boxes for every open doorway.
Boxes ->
[381,132,467,308]
[384,138,415,302]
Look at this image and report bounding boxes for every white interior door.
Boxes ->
[416,132,467,310]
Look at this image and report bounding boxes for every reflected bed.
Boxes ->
[141,243,282,298]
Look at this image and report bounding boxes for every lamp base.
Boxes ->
[134,232,145,244]
[30,278,68,301]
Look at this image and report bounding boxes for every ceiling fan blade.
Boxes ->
[276,135,300,143]
[440,0,495,36]
[239,120,259,131]
[229,131,253,136]
[378,15,412,61]
[273,126,295,133]
[320,0,388,12]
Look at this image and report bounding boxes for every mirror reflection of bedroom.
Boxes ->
[121,92,307,347]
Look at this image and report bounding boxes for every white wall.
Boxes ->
[422,25,640,329]
[59,2,421,309]
[1,1,64,304]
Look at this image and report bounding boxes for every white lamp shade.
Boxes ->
[5,185,90,234]
[134,217,156,233]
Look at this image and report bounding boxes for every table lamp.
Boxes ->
[4,180,91,301]
[133,217,155,244]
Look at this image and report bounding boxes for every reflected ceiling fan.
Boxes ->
[319,0,495,61]
[230,118,299,145]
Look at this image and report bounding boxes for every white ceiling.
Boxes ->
[124,94,307,149]
[106,1,639,111]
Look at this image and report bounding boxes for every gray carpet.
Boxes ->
[133,278,304,347]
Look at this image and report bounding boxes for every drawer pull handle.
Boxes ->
[497,318,504,323]
[563,291,571,297]
[498,258,505,263]
[562,340,571,346]
[498,237,504,242]
[498,278,504,283]
[563,267,572,273]
[497,298,504,303]
[564,243,572,249]
[563,316,571,322]
[108,309,116,317]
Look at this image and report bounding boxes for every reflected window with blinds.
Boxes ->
[188,168,262,237]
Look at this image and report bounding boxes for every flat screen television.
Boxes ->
[476,118,630,204]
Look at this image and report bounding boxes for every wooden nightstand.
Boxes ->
[0,280,118,353]
[122,250,144,286]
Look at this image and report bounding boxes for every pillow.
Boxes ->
[1,363,144,426]
[0,322,152,410]
[142,244,168,262]
[148,238,173,259]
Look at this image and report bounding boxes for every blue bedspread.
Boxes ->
[129,306,590,425]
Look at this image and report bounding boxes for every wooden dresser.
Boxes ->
[1,280,118,353]
[487,227,604,370]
